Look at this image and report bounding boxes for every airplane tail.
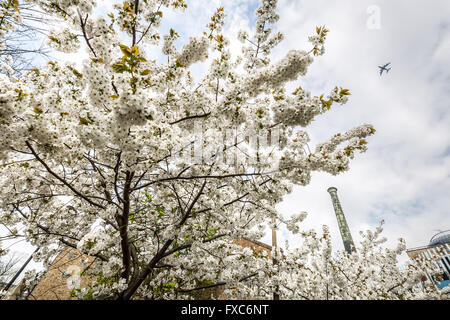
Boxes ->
[386,68,391,73]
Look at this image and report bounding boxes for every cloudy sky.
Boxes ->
[263,0,450,261]
[131,0,450,263]
[144,0,450,263]
[4,0,450,270]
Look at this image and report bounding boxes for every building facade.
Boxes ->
[406,230,450,290]
[12,237,271,300]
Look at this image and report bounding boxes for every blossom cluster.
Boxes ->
[176,36,209,68]
[0,0,384,300]
[253,222,450,300]
[308,26,329,56]
[47,27,81,53]
[0,1,22,49]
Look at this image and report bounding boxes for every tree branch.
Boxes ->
[25,141,105,209]
[117,171,135,280]
[77,10,97,57]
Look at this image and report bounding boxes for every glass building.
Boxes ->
[406,230,450,290]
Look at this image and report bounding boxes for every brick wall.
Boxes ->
[29,247,93,300]
[28,238,271,300]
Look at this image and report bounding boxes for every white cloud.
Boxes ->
[270,0,450,263]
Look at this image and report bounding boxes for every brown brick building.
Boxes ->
[8,237,271,300]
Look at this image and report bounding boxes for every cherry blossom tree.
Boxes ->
[0,252,21,285]
[250,221,450,300]
[0,0,392,300]
[0,0,55,75]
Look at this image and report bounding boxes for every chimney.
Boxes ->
[327,187,355,254]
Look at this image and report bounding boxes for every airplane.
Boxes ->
[378,62,391,76]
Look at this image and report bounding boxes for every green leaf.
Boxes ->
[91,58,105,64]
[339,88,351,96]
[111,62,129,73]
[67,66,83,78]
[175,59,185,68]
[33,107,43,114]
[118,44,132,57]
[169,28,178,38]
[79,117,93,125]
[131,45,139,56]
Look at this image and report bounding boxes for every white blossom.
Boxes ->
[3,0,435,301]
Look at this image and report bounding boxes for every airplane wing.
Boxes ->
[383,62,391,68]
[379,68,383,76]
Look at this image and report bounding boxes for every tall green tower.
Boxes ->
[327,187,355,254]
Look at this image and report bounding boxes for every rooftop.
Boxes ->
[430,230,450,246]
